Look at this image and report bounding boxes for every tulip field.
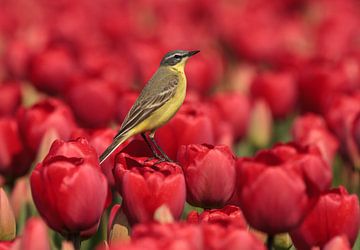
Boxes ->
[2,0,360,249]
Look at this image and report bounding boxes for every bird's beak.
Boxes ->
[187,50,200,57]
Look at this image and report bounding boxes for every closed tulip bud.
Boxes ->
[237,143,332,234]
[0,188,16,241]
[0,117,33,179]
[19,217,50,250]
[156,102,215,160]
[17,98,77,153]
[0,83,22,117]
[292,114,339,165]
[178,144,236,208]
[290,186,360,249]
[66,79,117,128]
[29,46,77,95]
[248,99,273,148]
[114,154,186,224]
[30,138,108,237]
[210,92,251,139]
[251,71,297,118]
[10,177,32,219]
[187,205,247,229]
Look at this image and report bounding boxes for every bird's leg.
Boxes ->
[149,132,174,162]
[141,133,164,161]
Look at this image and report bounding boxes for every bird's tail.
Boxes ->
[99,134,129,164]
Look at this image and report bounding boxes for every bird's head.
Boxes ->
[160,50,200,69]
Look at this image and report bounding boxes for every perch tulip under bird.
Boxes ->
[99,50,200,164]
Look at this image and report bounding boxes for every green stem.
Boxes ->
[67,233,81,250]
[267,235,274,250]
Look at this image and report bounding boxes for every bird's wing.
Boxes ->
[114,73,179,139]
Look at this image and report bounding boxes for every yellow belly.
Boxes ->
[130,73,186,135]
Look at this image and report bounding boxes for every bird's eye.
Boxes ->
[174,54,181,59]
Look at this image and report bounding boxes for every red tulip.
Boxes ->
[177,144,236,208]
[187,205,247,229]
[0,118,33,178]
[18,217,50,250]
[156,102,215,160]
[17,98,77,153]
[292,113,339,164]
[30,138,108,237]
[209,92,251,139]
[236,143,332,234]
[29,46,77,94]
[290,186,360,250]
[250,71,297,118]
[0,83,22,117]
[321,235,351,250]
[115,91,138,124]
[114,154,186,225]
[66,79,117,128]
[126,222,266,250]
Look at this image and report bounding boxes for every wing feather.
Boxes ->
[114,72,179,139]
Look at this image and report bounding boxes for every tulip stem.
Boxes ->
[67,233,81,250]
[266,234,273,250]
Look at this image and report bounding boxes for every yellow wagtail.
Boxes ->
[99,50,200,164]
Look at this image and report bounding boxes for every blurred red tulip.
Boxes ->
[298,59,352,114]
[292,113,339,164]
[29,46,77,94]
[250,71,297,118]
[290,186,360,249]
[236,143,332,234]
[187,205,247,229]
[0,118,33,178]
[30,138,108,237]
[177,144,236,208]
[66,79,117,128]
[209,92,251,139]
[0,83,22,117]
[156,102,215,160]
[17,98,77,153]
[321,235,351,250]
[19,217,50,250]
[120,222,266,250]
[114,154,186,225]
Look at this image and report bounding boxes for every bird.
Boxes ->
[99,49,200,164]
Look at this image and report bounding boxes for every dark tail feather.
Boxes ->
[99,135,128,164]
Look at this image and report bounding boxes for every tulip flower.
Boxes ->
[0,83,21,117]
[250,71,297,118]
[236,143,332,234]
[18,217,50,250]
[17,98,77,153]
[30,138,108,238]
[292,113,339,164]
[0,118,33,178]
[177,144,236,208]
[29,46,77,94]
[290,186,360,249]
[66,79,117,128]
[321,235,351,250]
[0,188,16,241]
[113,154,186,224]
[209,92,251,139]
[156,102,215,159]
[187,205,247,229]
